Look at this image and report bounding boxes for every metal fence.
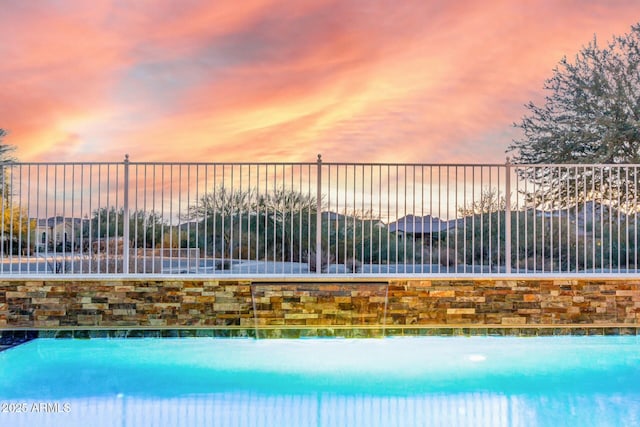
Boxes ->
[1,156,638,275]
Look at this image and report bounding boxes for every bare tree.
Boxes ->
[508,23,640,208]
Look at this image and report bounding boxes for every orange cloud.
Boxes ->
[1,0,638,164]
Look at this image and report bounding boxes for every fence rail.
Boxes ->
[1,156,638,275]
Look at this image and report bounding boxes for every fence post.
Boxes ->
[123,154,130,274]
[505,158,512,274]
[316,154,322,274]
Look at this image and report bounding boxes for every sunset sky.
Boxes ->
[2,1,639,164]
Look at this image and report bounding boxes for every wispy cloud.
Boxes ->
[1,0,638,162]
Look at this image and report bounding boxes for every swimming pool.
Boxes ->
[1,337,639,427]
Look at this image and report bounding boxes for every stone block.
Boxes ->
[82,303,108,310]
[214,291,235,298]
[284,313,319,320]
[153,303,181,309]
[502,316,527,325]
[430,290,455,298]
[34,320,59,327]
[112,309,136,316]
[616,290,640,297]
[456,296,486,303]
[213,303,244,311]
[77,314,101,322]
[5,292,26,299]
[34,309,66,316]
[495,280,518,288]
[517,309,541,315]
[24,281,44,288]
[446,308,475,315]
[199,291,217,296]
[203,281,219,287]
[554,280,577,286]
[134,287,159,293]
[32,298,59,305]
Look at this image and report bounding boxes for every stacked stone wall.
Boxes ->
[1,278,639,330]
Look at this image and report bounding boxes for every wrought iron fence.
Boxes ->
[1,156,638,275]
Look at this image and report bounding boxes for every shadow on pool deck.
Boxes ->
[0,330,38,352]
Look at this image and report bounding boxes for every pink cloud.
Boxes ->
[1,0,638,164]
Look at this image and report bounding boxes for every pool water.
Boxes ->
[1,337,640,426]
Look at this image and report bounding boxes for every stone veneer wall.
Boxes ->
[1,278,640,331]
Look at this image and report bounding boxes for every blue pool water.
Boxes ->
[1,337,640,427]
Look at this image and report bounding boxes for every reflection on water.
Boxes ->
[3,337,640,427]
[2,392,640,427]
